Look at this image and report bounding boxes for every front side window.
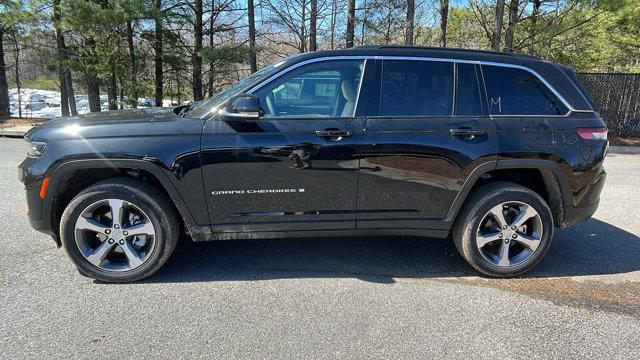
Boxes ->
[254,59,365,118]
[380,60,454,117]
[482,65,568,115]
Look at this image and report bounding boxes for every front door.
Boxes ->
[357,59,498,230]
[201,58,372,232]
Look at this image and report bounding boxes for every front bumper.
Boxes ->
[19,158,52,234]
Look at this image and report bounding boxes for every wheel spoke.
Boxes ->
[120,240,144,268]
[108,199,125,228]
[514,234,540,251]
[76,217,109,234]
[125,221,155,237]
[511,205,538,229]
[489,205,508,229]
[497,241,510,266]
[86,240,116,267]
[477,231,502,247]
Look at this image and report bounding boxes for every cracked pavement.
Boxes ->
[1,138,638,359]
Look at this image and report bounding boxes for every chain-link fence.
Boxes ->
[579,73,640,137]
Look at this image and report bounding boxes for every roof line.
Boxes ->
[349,45,543,60]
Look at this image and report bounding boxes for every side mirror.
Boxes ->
[220,93,260,120]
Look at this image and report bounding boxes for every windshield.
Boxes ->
[186,64,278,118]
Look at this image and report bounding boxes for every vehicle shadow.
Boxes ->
[143,218,639,284]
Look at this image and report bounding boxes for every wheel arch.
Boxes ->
[43,159,200,244]
[447,159,571,226]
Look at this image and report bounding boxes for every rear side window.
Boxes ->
[455,64,483,116]
[482,65,568,115]
[380,60,454,116]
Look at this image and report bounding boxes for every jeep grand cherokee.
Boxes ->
[19,46,608,282]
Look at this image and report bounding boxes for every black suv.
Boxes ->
[19,46,608,282]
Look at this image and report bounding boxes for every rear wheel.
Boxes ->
[59,178,179,283]
[453,182,554,277]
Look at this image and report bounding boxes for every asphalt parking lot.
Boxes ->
[1,137,638,359]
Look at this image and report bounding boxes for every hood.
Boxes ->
[40,108,176,127]
[25,108,205,141]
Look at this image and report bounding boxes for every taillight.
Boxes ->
[576,128,608,140]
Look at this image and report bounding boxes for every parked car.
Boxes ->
[19,46,608,282]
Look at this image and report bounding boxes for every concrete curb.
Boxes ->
[0,129,27,138]
[0,124,38,138]
[607,145,640,155]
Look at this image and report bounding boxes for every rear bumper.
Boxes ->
[561,200,600,227]
[560,169,606,227]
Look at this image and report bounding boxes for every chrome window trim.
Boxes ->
[373,56,580,115]
[246,55,594,118]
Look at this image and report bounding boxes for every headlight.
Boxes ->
[27,141,47,158]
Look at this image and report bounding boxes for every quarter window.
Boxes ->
[380,60,454,117]
[482,65,568,115]
[255,60,365,118]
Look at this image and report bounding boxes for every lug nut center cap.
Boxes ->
[111,229,122,238]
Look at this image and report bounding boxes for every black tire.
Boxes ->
[452,182,554,277]
[59,178,180,283]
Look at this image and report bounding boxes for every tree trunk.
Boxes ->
[491,0,505,51]
[12,32,22,118]
[54,0,77,115]
[503,0,519,52]
[248,0,257,72]
[53,0,70,116]
[127,20,138,108]
[108,71,117,110]
[207,1,215,97]
[0,31,10,119]
[405,0,414,45]
[86,75,101,113]
[346,0,355,48]
[330,0,337,49]
[360,3,366,45]
[65,70,77,115]
[84,35,101,113]
[154,0,163,106]
[439,0,449,47]
[528,0,541,52]
[310,0,317,51]
[299,0,306,52]
[192,0,203,101]
[119,86,124,110]
[59,68,70,116]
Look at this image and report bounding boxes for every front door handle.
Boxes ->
[450,128,486,139]
[315,128,354,141]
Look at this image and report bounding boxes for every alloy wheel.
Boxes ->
[74,198,157,272]
[476,201,543,267]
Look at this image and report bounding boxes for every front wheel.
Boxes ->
[59,178,179,283]
[453,182,554,277]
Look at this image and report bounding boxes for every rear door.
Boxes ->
[357,59,498,230]
[201,58,373,232]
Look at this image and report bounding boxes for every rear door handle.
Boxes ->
[450,128,486,138]
[315,129,354,141]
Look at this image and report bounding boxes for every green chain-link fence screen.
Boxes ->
[579,73,640,137]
